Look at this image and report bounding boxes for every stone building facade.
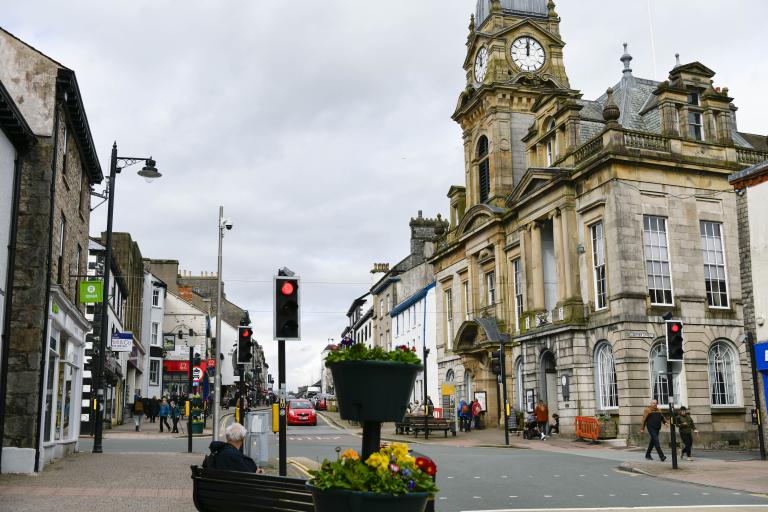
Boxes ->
[431,0,767,447]
[0,28,102,472]
[729,160,768,451]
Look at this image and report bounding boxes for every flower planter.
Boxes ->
[191,421,204,434]
[308,484,429,512]
[327,360,421,422]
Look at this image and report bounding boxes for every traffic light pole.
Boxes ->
[500,337,509,446]
[213,206,224,441]
[238,365,245,427]
[278,339,287,476]
[667,366,678,470]
[188,347,193,453]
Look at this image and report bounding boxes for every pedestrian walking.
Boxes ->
[149,396,160,423]
[159,398,171,433]
[534,400,549,440]
[640,399,668,461]
[425,395,434,417]
[675,406,698,461]
[132,391,144,432]
[472,399,483,430]
[170,400,181,433]
[458,400,471,432]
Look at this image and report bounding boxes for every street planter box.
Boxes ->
[597,416,618,439]
[308,484,429,512]
[327,360,421,423]
[191,421,204,434]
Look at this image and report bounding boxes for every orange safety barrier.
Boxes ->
[575,416,601,443]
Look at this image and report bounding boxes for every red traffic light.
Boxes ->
[241,328,251,338]
[670,323,680,333]
[280,281,295,296]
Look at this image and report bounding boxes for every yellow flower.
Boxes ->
[365,452,389,471]
[341,449,359,461]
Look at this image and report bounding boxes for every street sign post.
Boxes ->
[110,332,132,352]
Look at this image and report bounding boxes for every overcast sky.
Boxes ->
[4,1,766,391]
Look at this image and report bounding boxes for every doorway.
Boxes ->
[539,351,558,416]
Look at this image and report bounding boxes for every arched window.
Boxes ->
[515,358,524,411]
[477,136,490,203]
[594,342,618,409]
[445,369,455,382]
[709,341,739,406]
[649,341,685,406]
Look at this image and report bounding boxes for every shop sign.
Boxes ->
[164,360,190,373]
[79,280,103,303]
[755,342,768,372]
[163,335,176,351]
[441,383,455,396]
[110,332,133,352]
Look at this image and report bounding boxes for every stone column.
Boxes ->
[560,208,574,299]
[552,210,565,302]
[530,222,545,311]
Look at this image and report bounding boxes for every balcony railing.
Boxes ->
[573,136,603,164]
[737,148,768,166]
[623,131,669,152]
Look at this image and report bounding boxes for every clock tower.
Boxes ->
[454,0,570,209]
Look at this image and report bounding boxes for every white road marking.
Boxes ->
[553,474,560,477]
[579,474,585,477]
[501,475,508,478]
[641,493,649,496]
[577,494,584,497]
[474,476,481,479]
[544,495,552,498]
[473,496,482,499]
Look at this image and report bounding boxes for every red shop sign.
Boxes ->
[164,360,190,373]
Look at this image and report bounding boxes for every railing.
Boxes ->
[737,148,768,166]
[624,131,669,152]
[573,136,603,164]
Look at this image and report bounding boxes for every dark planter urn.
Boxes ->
[327,360,421,422]
[308,484,429,512]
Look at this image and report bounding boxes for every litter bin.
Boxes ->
[244,409,270,465]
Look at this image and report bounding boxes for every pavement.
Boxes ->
[318,410,768,496]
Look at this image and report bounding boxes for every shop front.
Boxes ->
[40,287,89,469]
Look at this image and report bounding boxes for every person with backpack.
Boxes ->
[204,423,263,473]
[132,391,144,432]
[459,400,471,432]
[472,399,483,429]
[158,398,171,433]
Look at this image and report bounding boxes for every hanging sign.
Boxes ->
[110,332,133,352]
[755,342,768,372]
[79,280,103,303]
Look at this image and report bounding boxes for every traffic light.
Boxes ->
[666,320,684,361]
[274,276,300,340]
[490,350,501,375]
[238,326,253,364]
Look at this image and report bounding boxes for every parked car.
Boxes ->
[315,398,327,411]
[287,399,317,426]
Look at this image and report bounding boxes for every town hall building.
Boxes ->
[431,0,768,448]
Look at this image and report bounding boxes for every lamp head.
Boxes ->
[137,157,161,183]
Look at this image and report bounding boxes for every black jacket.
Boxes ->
[207,441,257,473]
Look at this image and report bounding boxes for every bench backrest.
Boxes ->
[191,465,314,512]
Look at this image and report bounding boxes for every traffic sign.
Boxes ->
[192,366,203,383]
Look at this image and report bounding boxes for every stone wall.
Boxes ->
[107,233,144,344]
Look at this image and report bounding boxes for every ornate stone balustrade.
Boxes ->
[623,131,669,152]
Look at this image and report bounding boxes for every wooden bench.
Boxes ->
[412,416,455,438]
[395,415,415,435]
[191,465,314,512]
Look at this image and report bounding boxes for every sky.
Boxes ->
[4,0,766,391]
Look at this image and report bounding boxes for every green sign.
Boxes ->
[79,280,103,303]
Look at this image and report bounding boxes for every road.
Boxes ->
[79,414,768,512]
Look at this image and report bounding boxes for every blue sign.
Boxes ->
[755,342,768,372]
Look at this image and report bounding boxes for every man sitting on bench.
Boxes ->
[205,423,263,473]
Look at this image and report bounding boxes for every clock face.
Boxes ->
[511,37,545,72]
[474,47,489,83]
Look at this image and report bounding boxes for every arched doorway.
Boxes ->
[539,351,558,416]
[463,369,474,403]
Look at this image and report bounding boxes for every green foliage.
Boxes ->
[325,342,421,365]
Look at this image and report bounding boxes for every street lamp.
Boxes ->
[213,207,230,441]
[92,142,160,454]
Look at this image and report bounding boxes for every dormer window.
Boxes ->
[477,136,490,203]
[544,119,557,166]
[687,92,700,106]
[686,90,704,141]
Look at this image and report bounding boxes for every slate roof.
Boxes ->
[576,69,762,150]
[476,0,548,27]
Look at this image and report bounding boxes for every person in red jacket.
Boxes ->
[472,399,483,429]
[534,400,549,440]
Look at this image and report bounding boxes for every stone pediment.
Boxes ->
[507,167,560,205]
[482,19,565,47]
[457,203,504,237]
[453,317,507,353]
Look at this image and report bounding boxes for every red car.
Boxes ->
[287,399,317,426]
[315,398,327,411]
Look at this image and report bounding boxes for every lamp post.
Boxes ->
[213,207,228,441]
[92,142,160,454]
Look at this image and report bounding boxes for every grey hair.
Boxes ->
[225,422,248,442]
